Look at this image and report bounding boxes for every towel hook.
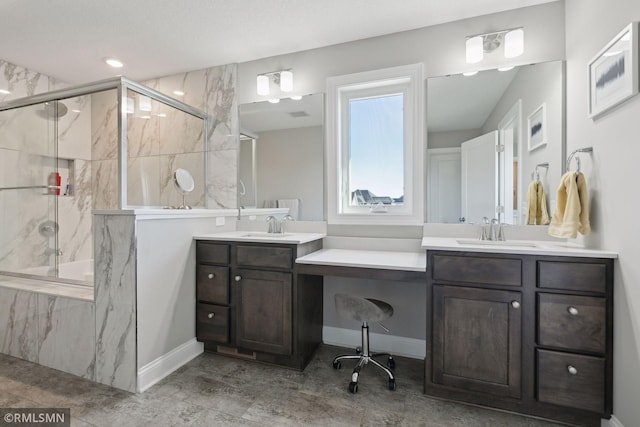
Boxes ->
[566,147,593,174]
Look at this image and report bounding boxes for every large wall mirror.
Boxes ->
[238,93,324,220]
[427,60,564,225]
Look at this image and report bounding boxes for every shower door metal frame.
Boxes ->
[0,76,210,209]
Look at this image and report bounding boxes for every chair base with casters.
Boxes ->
[332,293,396,393]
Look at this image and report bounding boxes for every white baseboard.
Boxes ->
[137,338,204,393]
[322,326,425,359]
[602,415,624,427]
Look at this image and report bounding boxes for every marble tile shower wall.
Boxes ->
[89,64,238,209]
[0,59,93,273]
[142,64,238,209]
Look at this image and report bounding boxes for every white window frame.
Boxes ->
[326,64,424,225]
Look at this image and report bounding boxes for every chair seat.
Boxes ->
[335,293,393,323]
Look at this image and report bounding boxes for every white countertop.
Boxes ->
[194,230,326,244]
[421,237,618,259]
[296,248,426,272]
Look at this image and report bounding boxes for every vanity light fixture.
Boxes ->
[290,95,303,100]
[498,66,515,72]
[0,89,10,95]
[256,69,294,96]
[462,71,479,77]
[465,28,524,64]
[268,98,280,104]
[104,57,124,68]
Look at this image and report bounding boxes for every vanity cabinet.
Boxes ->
[196,239,322,369]
[425,250,613,427]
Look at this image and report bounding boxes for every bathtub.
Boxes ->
[19,259,94,285]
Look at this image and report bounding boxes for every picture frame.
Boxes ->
[588,22,639,118]
[527,103,546,151]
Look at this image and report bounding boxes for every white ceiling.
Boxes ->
[0,0,557,85]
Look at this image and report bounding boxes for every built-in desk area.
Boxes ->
[296,248,426,280]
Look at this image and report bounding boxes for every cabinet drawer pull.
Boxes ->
[567,306,579,315]
[234,275,242,282]
[207,273,215,279]
[511,301,520,309]
[567,365,578,375]
[207,312,215,319]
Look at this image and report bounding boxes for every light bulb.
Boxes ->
[257,75,270,96]
[504,29,524,58]
[105,58,124,68]
[280,71,293,92]
[466,36,483,64]
[268,98,280,104]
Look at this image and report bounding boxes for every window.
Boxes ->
[326,64,424,224]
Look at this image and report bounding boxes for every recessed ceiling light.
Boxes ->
[0,89,10,95]
[156,113,167,118]
[462,71,478,77]
[268,99,280,104]
[71,109,81,113]
[173,90,185,96]
[290,95,303,100]
[498,66,515,72]
[104,58,124,68]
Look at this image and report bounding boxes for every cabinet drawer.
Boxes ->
[538,261,606,293]
[196,242,229,264]
[235,245,293,270]
[538,294,606,353]
[432,254,521,287]
[197,303,230,343]
[197,265,229,304]
[537,349,605,413]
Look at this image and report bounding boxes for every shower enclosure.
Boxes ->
[0,77,208,285]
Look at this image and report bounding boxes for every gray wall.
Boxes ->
[237,2,565,104]
[427,129,482,149]
[256,126,324,220]
[565,1,640,425]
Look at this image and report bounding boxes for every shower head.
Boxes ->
[36,101,68,120]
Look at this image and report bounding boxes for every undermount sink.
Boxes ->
[239,232,293,238]
[456,239,538,248]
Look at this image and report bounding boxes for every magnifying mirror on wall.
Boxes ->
[173,168,195,209]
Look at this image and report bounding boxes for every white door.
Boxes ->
[427,148,461,223]
[501,128,514,224]
[461,131,498,224]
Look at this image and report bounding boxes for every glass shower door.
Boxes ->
[0,101,59,277]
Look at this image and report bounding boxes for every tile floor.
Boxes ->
[0,345,564,426]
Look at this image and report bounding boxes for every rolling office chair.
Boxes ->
[332,293,396,393]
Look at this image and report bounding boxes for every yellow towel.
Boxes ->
[525,181,550,225]
[548,172,591,238]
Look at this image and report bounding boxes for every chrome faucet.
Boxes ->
[480,217,490,240]
[279,214,294,234]
[265,215,278,233]
[489,218,499,241]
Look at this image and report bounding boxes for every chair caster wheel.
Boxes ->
[333,360,341,369]
[388,379,396,391]
[349,381,358,393]
[387,357,396,370]
[355,347,362,354]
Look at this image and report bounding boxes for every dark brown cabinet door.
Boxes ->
[432,285,522,398]
[233,268,293,355]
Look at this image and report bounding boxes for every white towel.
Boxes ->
[262,200,277,209]
[277,199,300,220]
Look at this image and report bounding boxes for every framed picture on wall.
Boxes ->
[588,22,639,118]
[527,103,546,151]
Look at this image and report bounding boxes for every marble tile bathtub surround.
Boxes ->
[0,287,39,362]
[37,294,95,379]
[94,214,137,393]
